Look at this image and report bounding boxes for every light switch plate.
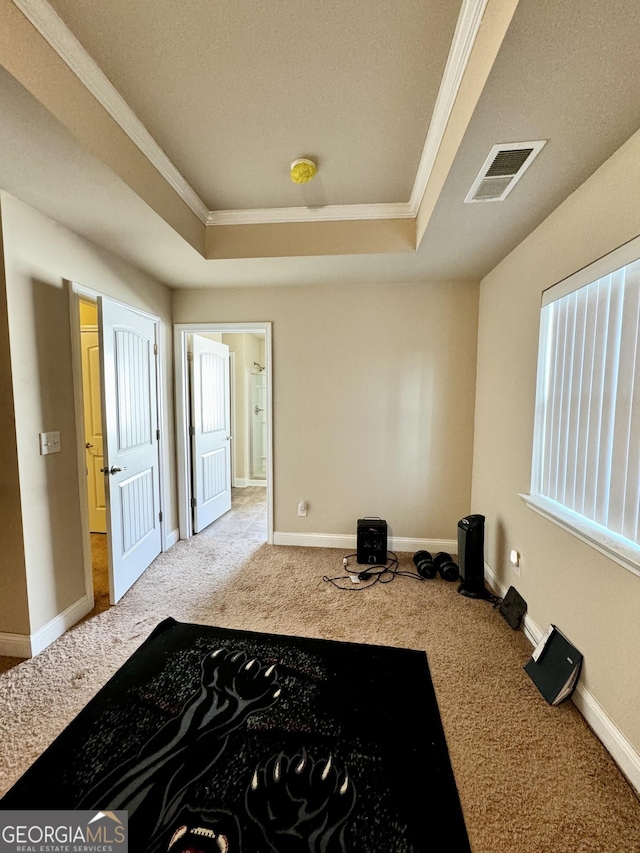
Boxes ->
[39,431,61,455]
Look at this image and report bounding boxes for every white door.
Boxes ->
[190,335,232,533]
[80,329,106,533]
[98,297,162,603]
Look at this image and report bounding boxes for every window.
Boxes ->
[523,240,640,576]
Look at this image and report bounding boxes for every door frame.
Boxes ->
[79,324,106,534]
[69,281,168,607]
[174,322,273,542]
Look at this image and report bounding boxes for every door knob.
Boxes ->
[85,442,94,449]
[100,465,127,474]
[254,405,264,415]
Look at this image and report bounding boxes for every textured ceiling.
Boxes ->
[46,0,461,210]
[1,0,640,286]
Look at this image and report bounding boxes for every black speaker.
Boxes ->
[457,514,486,598]
[357,518,387,564]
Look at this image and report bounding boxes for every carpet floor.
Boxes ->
[0,533,639,852]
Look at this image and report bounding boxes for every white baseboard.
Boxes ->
[391,536,457,554]
[0,632,31,658]
[30,594,93,657]
[484,560,640,795]
[247,479,267,488]
[165,528,180,549]
[273,531,456,554]
[233,477,247,488]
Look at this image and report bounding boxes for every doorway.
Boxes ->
[71,283,166,609]
[78,298,110,612]
[175,323,273,543]
[248,364,267,482]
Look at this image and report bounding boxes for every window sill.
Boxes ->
[519,494,640,579]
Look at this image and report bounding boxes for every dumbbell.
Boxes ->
[413,550,459,581]
[413,550,437,579]
[433,552,459,582]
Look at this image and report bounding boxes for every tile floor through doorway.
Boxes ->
[199,486,267,542]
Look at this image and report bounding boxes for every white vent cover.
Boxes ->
[464,141,546,203]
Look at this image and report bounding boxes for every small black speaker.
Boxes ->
[457,514,486,598]
[357,518,387,565]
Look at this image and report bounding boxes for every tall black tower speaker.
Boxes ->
[457,514,486,598]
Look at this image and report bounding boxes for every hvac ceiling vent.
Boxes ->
[464,141,546,203]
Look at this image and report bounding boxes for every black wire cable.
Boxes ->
[323,551,425,591]
[324,551,504,604]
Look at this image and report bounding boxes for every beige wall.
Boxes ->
[0,212,29,635]
[0,192,176,637]
[472,127,640,752]
[174,281,479,540]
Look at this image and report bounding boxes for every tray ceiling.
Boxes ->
[1,0,640,283]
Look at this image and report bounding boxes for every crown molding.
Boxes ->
[11,0,210,224]
[409,0,489,214]
[206,202,413,226]
[12,0,487,229]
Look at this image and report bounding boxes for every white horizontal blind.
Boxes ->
[532,258,640,545]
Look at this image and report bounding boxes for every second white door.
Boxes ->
[190,335,232,533]
[99,297,162,603]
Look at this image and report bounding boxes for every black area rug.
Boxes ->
[1,618,471,852]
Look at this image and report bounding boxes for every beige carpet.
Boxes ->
[0,535,639,852]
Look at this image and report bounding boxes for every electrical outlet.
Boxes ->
[509,549,521,577]
[297,500,307,517]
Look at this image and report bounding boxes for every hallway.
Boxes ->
[198,486,267,542]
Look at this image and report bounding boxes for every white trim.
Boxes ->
[72,283,161,323]
[29,595,93,657]
[11,0,209,225]
[572,683,640,796]
[233,477,248,488]
[154,321,169,554]
[520,494,640,579]
[484,559,640,795]
[542,232,640,305]
[482,560,539,646]
[247,479,268,488]
[273,532,457,553]
[13,0,486,228]
[174,323,274,545]
[165,528,180,548]
[0,632,32,658]
[207,203,413,226]
[409,0,489,213]
[392,536,457,554]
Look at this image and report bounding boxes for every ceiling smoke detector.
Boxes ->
[290,158,317,184]
[464,141,546,203]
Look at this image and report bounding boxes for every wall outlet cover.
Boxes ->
[39,431,61,455]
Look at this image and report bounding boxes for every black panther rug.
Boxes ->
[1,619,471,852]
